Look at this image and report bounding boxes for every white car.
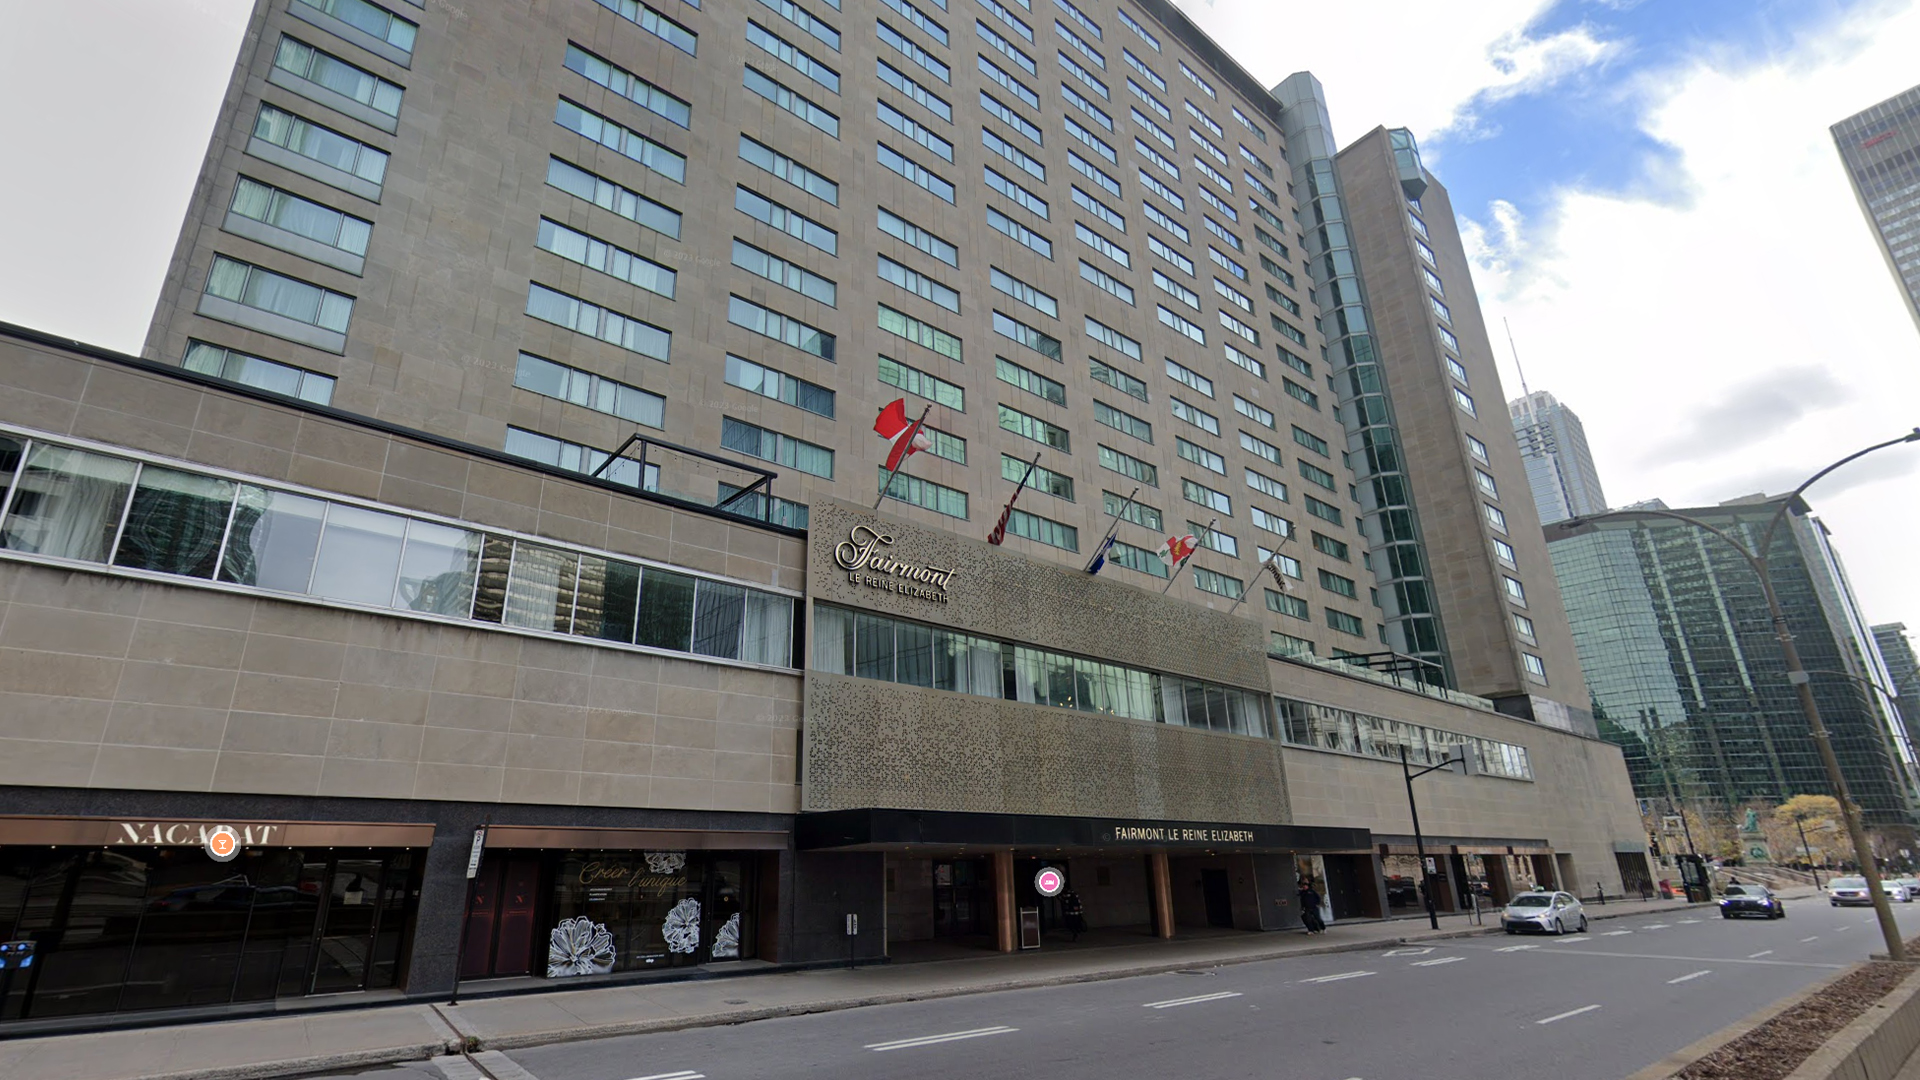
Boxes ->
[1886,879,1915,903]
[1502,890,1588,935]
[1830,876,1872,906]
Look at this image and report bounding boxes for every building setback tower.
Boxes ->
[1876,623,1920,750]
[1508,390,1606,525]
[1548,498,1917,841]
[1324,124,1591,733]
[1832,83,1920,337]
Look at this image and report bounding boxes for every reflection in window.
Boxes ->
[394,520,479,616]
[113,467,237,579]
[0,444,137,564]
[693,579,747,659]
[309,504,407,606]
[221,485,328,592]
[636,568,696,651]
[504,542,580,632]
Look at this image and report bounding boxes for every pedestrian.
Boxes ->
[1639,878,1653,901]
[1727,874,1741,886]
[1062,889,1087,942]
[1298,880,1325,935]
[1595,881,1606,905]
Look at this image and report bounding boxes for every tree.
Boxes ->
[1774,795,1843,865]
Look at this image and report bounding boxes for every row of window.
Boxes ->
[1274,697,1535,780]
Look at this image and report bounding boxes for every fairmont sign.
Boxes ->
[1102,823,1259,845]
[833,525,955,603]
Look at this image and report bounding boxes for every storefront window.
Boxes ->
[544,851,754,977]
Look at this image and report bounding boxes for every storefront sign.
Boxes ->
[112,821,282,847]
[1102,823,1258,845]
[1034,866,1065,897]
[203,825,241,862]
[576,860,686,890]
[832,525,955,603]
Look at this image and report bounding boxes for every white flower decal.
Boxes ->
[712,912,741,959]
[663,897,702,954]
[645,851,688,876]
[547,916,616,977]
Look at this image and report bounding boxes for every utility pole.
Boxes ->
[1401,744,1469,931]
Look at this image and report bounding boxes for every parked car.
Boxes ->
[1886,878,1915,903]
[1719,883,1784,919]
[1502,891,1588,935]
[1830,876,1873,906]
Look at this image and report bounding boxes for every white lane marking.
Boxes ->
[1142,991,1243,1009]
[1667,970,1713,984]
[1748,950,1775,959]
[1551,936,1592,944]
[1837,925,1854,931]
[866,1027,1018,1051]
[1603,930,1633,936]
[1644,923,1671,929]
[1801,936,1820,942]
[1536,1004,1603,1025]
[1678,918,1702,924]
[1411,956,1465,967]
[1496,944,1540,952]
[1300,970,1376,983]
[629,1073,705,1080]
[1384,947,1434,956]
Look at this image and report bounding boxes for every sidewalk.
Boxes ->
[0,894,1714,1080]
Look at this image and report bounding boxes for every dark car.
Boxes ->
[1720,883,1784,919]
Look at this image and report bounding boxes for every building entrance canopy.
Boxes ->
[797,808,1369,854]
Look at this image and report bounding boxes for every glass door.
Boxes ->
[705,859,748,961]
[308,858,385,994]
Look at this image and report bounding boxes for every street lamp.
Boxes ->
[1400,743,1472,930]
[1550,428,1920,962]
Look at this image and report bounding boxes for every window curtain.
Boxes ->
[1,444,137,563]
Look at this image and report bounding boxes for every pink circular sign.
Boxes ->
[1034,866,1065,897]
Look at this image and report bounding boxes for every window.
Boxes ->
[1089,356,1146,400]
[975,20,1035,76]
[996,355,1066,404]
[986,205,1052,255]
[555,99,686,183]
[1484,503,1508,533]
[1137,167,1185,211]
[1123,48,1165,90]
[1204,215,1242,253]
[1213,277,1252,312]
[1117,6,1157,48]
[880,469,969,518]
[880,354,965,409]
[878,206,958,267]
[1192,567,1241,598]
[1055,24,1106,74]
[1153,270,1199,308]
[549,158,683,240]
[1217,310,1259,345]
[1136,138,1180,179]
[1268,591,1308,619]
[1437,325,1461,353]
[880,100,952,159]
[1276,347,1311,378]
[976,57,1039,111]
[1194,158,1234,196]
[881,0,948,44]
[878,141,955,202]
[1007,508,1078,551]
[523,281,672,361]
[1230,398,1273,431]
[1311,531,1349,561]
[1132,107,1175,150]
[880,58,953,119]
[1142,200,1187,243]
[716,483,810,530]
[1095,399,1152,442]
[983,126,1047,180]
[1283,378,1319,409]
[1466,434,1490,464]
[564,45,694,126]
[1000,403,1070,450]
[1164,358,1212,396]
[1178,59,1216,98]
[1177,438,1224,475]
[1408,211,1429,239]
[996,310,1062,359]
[183,341,335,404]
[1446,356,1469,384]
[1240,144,1273,179]
[600,0,701,53]
[295,0,417,54]
[983,269,1055,320]
[1250,504,1291,536]
[1514,614,1537,641]
[1258,545,1301,576]
[1128,77,1170,121]
[1289,426,1328,457]
[227,176,371,258]
[1063,115,1116,163]
[921,426,968,465]
[537,219,676,298]
[1099,443,1158,486]
[737,187,836,253]
[1148,235,1194,275]
[1239,431,1282,466]
[1186,100,1224,139]
[1182,478,1230,514]
[1297,460,1336,490]
[727,295,834,360]
[1068,150,1122,196]
[878,254,960,312]
[1522,653,1546,681]
[1069,263,1131,312]
[734,239,837,305]
[722,417,834,478]
[1111,539,1168,577]
[1054,0,1101,37]
[1503,576,1527,605]
[1428,295,1454,325]
[506,425,654,494]
[882,19,951,81]
[1084,315,1141,360]
[1255,227,1289,262]
[1244,171,1280,205]
[1233,104,1266,142]
[980,90,1042,145]
[1451,387,1477,417]
[1492,537,1517,566]
[1475,469,1499,498]
[1416,237,1436,265]
[1007,454,1074,500]
[1272,631,1314,656]
[1225,344,1265,380]
[251,104,389,191]
[1421,265,1445,295]
[1169,396,1217,435]
[1104,489,1160,530]
[1158,306,1206,344]
[508,352,665,427]
[724,355,834,417]
[1318,568,1357,599]
[880,304,963,360]
[738,135,838,205]
[1325,608,1365,637]
[272,37,404,123]
[1259,253,1297,289]
[1210,247,1248,281]
[741,21,840,93]
[204,256,353,334]
[977,0,1033,42]
[1269,316,1306,346]
[1304,494,1342,525]
[1060,80,1112,131]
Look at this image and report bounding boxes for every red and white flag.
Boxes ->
[874,398,932,471]
[1157,532,1199,569]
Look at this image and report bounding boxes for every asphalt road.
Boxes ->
[334,898,1920,1080]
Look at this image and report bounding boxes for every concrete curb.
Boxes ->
[1785,963,1920,1080]
[100,1042,462,1080]
[1622,965,1860,1080]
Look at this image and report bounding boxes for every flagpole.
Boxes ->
[1226,531,1292,616]
[988,451,1043,544]
[873,404,933,510]
[1159,516,1217,596]
[1083,485,1141,574]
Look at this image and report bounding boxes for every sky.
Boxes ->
[0,0,1916,630]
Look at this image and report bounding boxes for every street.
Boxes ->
[315,896,1920,1080]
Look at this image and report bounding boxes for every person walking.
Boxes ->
[1062,890,1087,942]
[1298,880,1325,934]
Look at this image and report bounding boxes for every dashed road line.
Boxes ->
[1748,950,1775,959]
[628,1072,706,1080]
[1411,956,1465,967]
[1801,936,1820,942]
[1536,1004,1602,1025]
[866,1027,1018,1051]
[1643,923,1671,929]
[1678,918,1702,924]
[1667,970,1713,984]
[1495,944,1540,952]
[1602,930,1633,936]
[1142,991,1243,1009]
[1300,971,1376,984]
[1551,936,1592,944]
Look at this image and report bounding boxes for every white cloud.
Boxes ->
[1468,1,1920,624]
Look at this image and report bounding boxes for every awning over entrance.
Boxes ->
[796,808,1368,854]
[481,825,788,850]
[0,814,435,848]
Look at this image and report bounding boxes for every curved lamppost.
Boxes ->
[1550,428,1920,961]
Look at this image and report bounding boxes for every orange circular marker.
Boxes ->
[205,825,241,863]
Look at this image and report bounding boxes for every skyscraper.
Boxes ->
[1508,389,1606,525]
[1548,497,1917,840]
[1832,83,1920,336]
[1873,623,1920,750]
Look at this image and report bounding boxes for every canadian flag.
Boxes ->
[1157,532,1199,569]
[874,398,932,472]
